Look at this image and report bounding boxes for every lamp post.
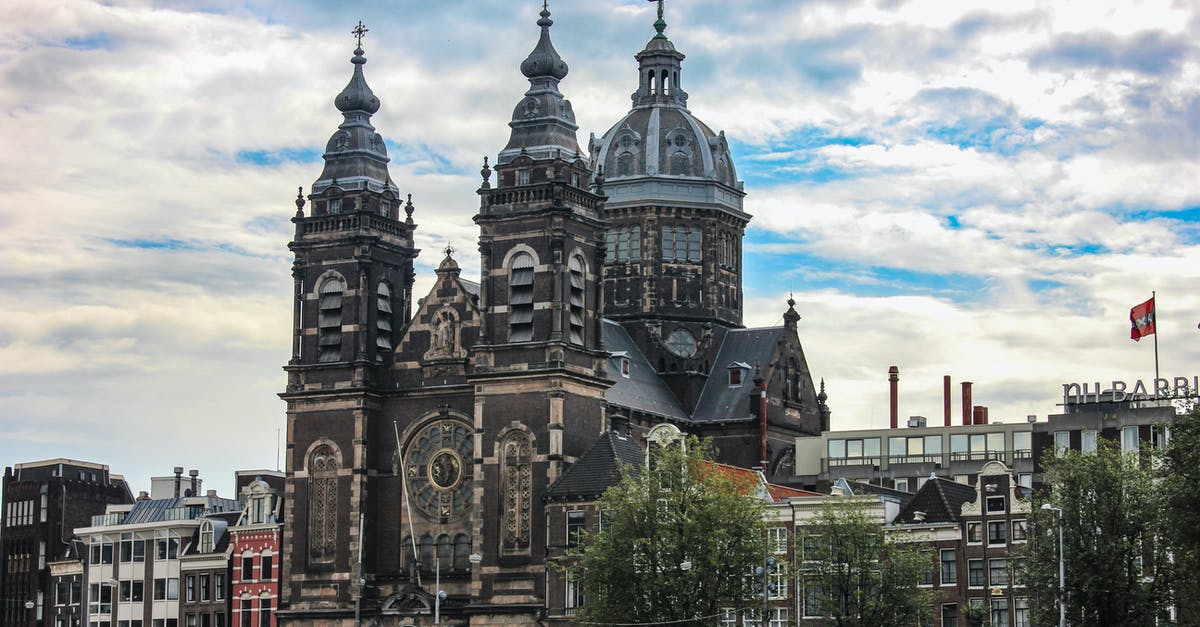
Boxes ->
[25,599,35,626]
[1041,503,1066,627]
[754,556,777,627]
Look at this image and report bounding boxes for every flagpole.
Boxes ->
[1153,290,1160,384]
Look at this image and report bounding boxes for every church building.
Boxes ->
[277,5,826,626]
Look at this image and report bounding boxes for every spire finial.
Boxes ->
[352,21,368,48]
[444,243,454,258]
[652,0,667,38]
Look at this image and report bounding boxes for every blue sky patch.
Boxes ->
[62,33,114,51]
[235,148,322,166]
[107,238,196,251]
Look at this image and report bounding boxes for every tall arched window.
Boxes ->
[508,253,535,342]
[500,432,533,553]
[453,534,471,573]
[376,282,393,353]
[318,277,345,363]
[568,256,585,345]
[307,444,339,562]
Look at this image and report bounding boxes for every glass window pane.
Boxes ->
[1082,430,1098,453]
[846,439,863,458]
[925,435,942,455]
[889,437,905,456]
[907,437,923,456]
[828,440,845,458]
[951,434,968,453]
[864,438,880,457]
[987,432,1004,452]
[970,434,986,452]
[1013,431,1031,451]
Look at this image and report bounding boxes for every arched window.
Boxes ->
[199,520,215,553]
[500,432,533,553]
[437,534,452,570]
[318,277,345,363]
[376,282,393,353]
[307,444,339,563]
[568,256,585,345]
[508,253,535,342]
[453,534,471,573]
[419,534,434,573]
[660,69,670,95]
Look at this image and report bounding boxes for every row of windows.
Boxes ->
[828,431,1033,460]
[184,572,227,602]
[237,554,273,583]
[236,598,271,627]
[966,519,1028,545]
[1053,425,1168,454]
[5,499,36,527]
[90,537,178,565]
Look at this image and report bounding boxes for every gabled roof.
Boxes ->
[841,479,916,508]
[691,327,788,423]
[545,429,645,501]
[602,321,688,421]
[894,477,977,524]
[696,462,822,502]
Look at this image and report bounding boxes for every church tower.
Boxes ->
[589,4,749,413]
[468,2,611,615]
[279,26,419,619]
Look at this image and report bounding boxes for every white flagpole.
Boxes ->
[394,420,422,586]
[1153,291,1160,385]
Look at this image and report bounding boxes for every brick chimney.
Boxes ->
[961,382,973,426]
[889,366,900,429]
[943,375,952,426]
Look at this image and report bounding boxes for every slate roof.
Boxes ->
[459,278,480,299]
[691,327,787,422]
[545,429,645,501]
[842,480,916,508]
[602,320,688,421]
[122,496,242,525]
[894,477,977,524]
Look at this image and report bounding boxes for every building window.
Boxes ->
[200,574,210,602]
[328,198,342,214]
[986,496,1005,513]
[827,438,881,462]
[967,522,982,544]
[968,559,985,587]
[1013,430,1032,456]
[803,582,824,618]
[1082,429,1098,453]
[941,604,958,627]
[199,521,215,553]
[661,225,701,263]
[605,226,642,263]
[242,555,254,581]
[501,432,533,553]
[895,478,909,493]
[186,575,196,602]
[728,367,743,386]
[1014,597,1030,627]
[508,252,535,342]
[258,599,271,627]
[517,169,531,185]
[988,521,1007,545]
[567,511,586,547]
[376,282,393,352]
[568,256,585,345]
[240,600,252,627]
[990,558,1009,586]
[317,277,346,362]
[1012,519,1028,542]
[261,554,273,580]
[1054,430,1070,454]
[565,572,583,613]
[768,607,789,627]
[215,574,224,601]
[156,536,179,560]
[308,443,340,562]
[1122,426,1140,452]
[453,534,471,572]
[940,549,957,585]
[991,597,1009,625]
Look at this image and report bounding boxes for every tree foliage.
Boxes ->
[798,499,935,627]
[1023,439,1171,626]
[571,436,767,625]
[1162,407,1200,623]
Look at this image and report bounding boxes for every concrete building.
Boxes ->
[73,470,238,627]
[1,459,132,627]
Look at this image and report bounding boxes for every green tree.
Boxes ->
[798,498,935,627]
[1024,439,1171,626]
[571,436,767,625]
[1161,407,1200,622]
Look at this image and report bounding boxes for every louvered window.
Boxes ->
[509,253,534,342]
[376,282,393,352]
[318,278,345,362]
[568,256,585,345]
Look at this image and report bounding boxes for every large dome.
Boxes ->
[588,17,743,211]
[592,106,737,187]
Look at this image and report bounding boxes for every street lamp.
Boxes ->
[1041,503,1066,627]
[25,599,35,626]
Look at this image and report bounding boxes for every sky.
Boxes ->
[1,0,1198,498]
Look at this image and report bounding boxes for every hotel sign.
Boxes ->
[1062,376,1199,405]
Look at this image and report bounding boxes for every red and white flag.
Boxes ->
[1130,296,1156,341]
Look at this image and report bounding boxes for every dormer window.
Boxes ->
[329,198,342,214]
[518,169,531,186]
[380,201,390,217]
[610,351,631,379]
[199,520,215,553]
[727,362,751,387]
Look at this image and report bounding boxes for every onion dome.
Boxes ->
[589,5,743,210]
[312,40,397,197]
[497,3,582,166]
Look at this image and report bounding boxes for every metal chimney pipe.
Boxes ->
[943,375,952,426]
[973,406,986,425]
[188,469,199,497]
[173,466,184,498]
[962,382,973,426]
[888,366,900,429]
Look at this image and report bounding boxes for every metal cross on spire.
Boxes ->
[352,21,369,48]
[652,0,664,21]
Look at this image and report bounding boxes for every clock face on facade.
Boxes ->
[405,419,474,520]
[665,328,698,358]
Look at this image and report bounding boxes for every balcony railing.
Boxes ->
[91,513,125,527]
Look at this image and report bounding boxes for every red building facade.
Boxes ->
[229,473,284,627]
